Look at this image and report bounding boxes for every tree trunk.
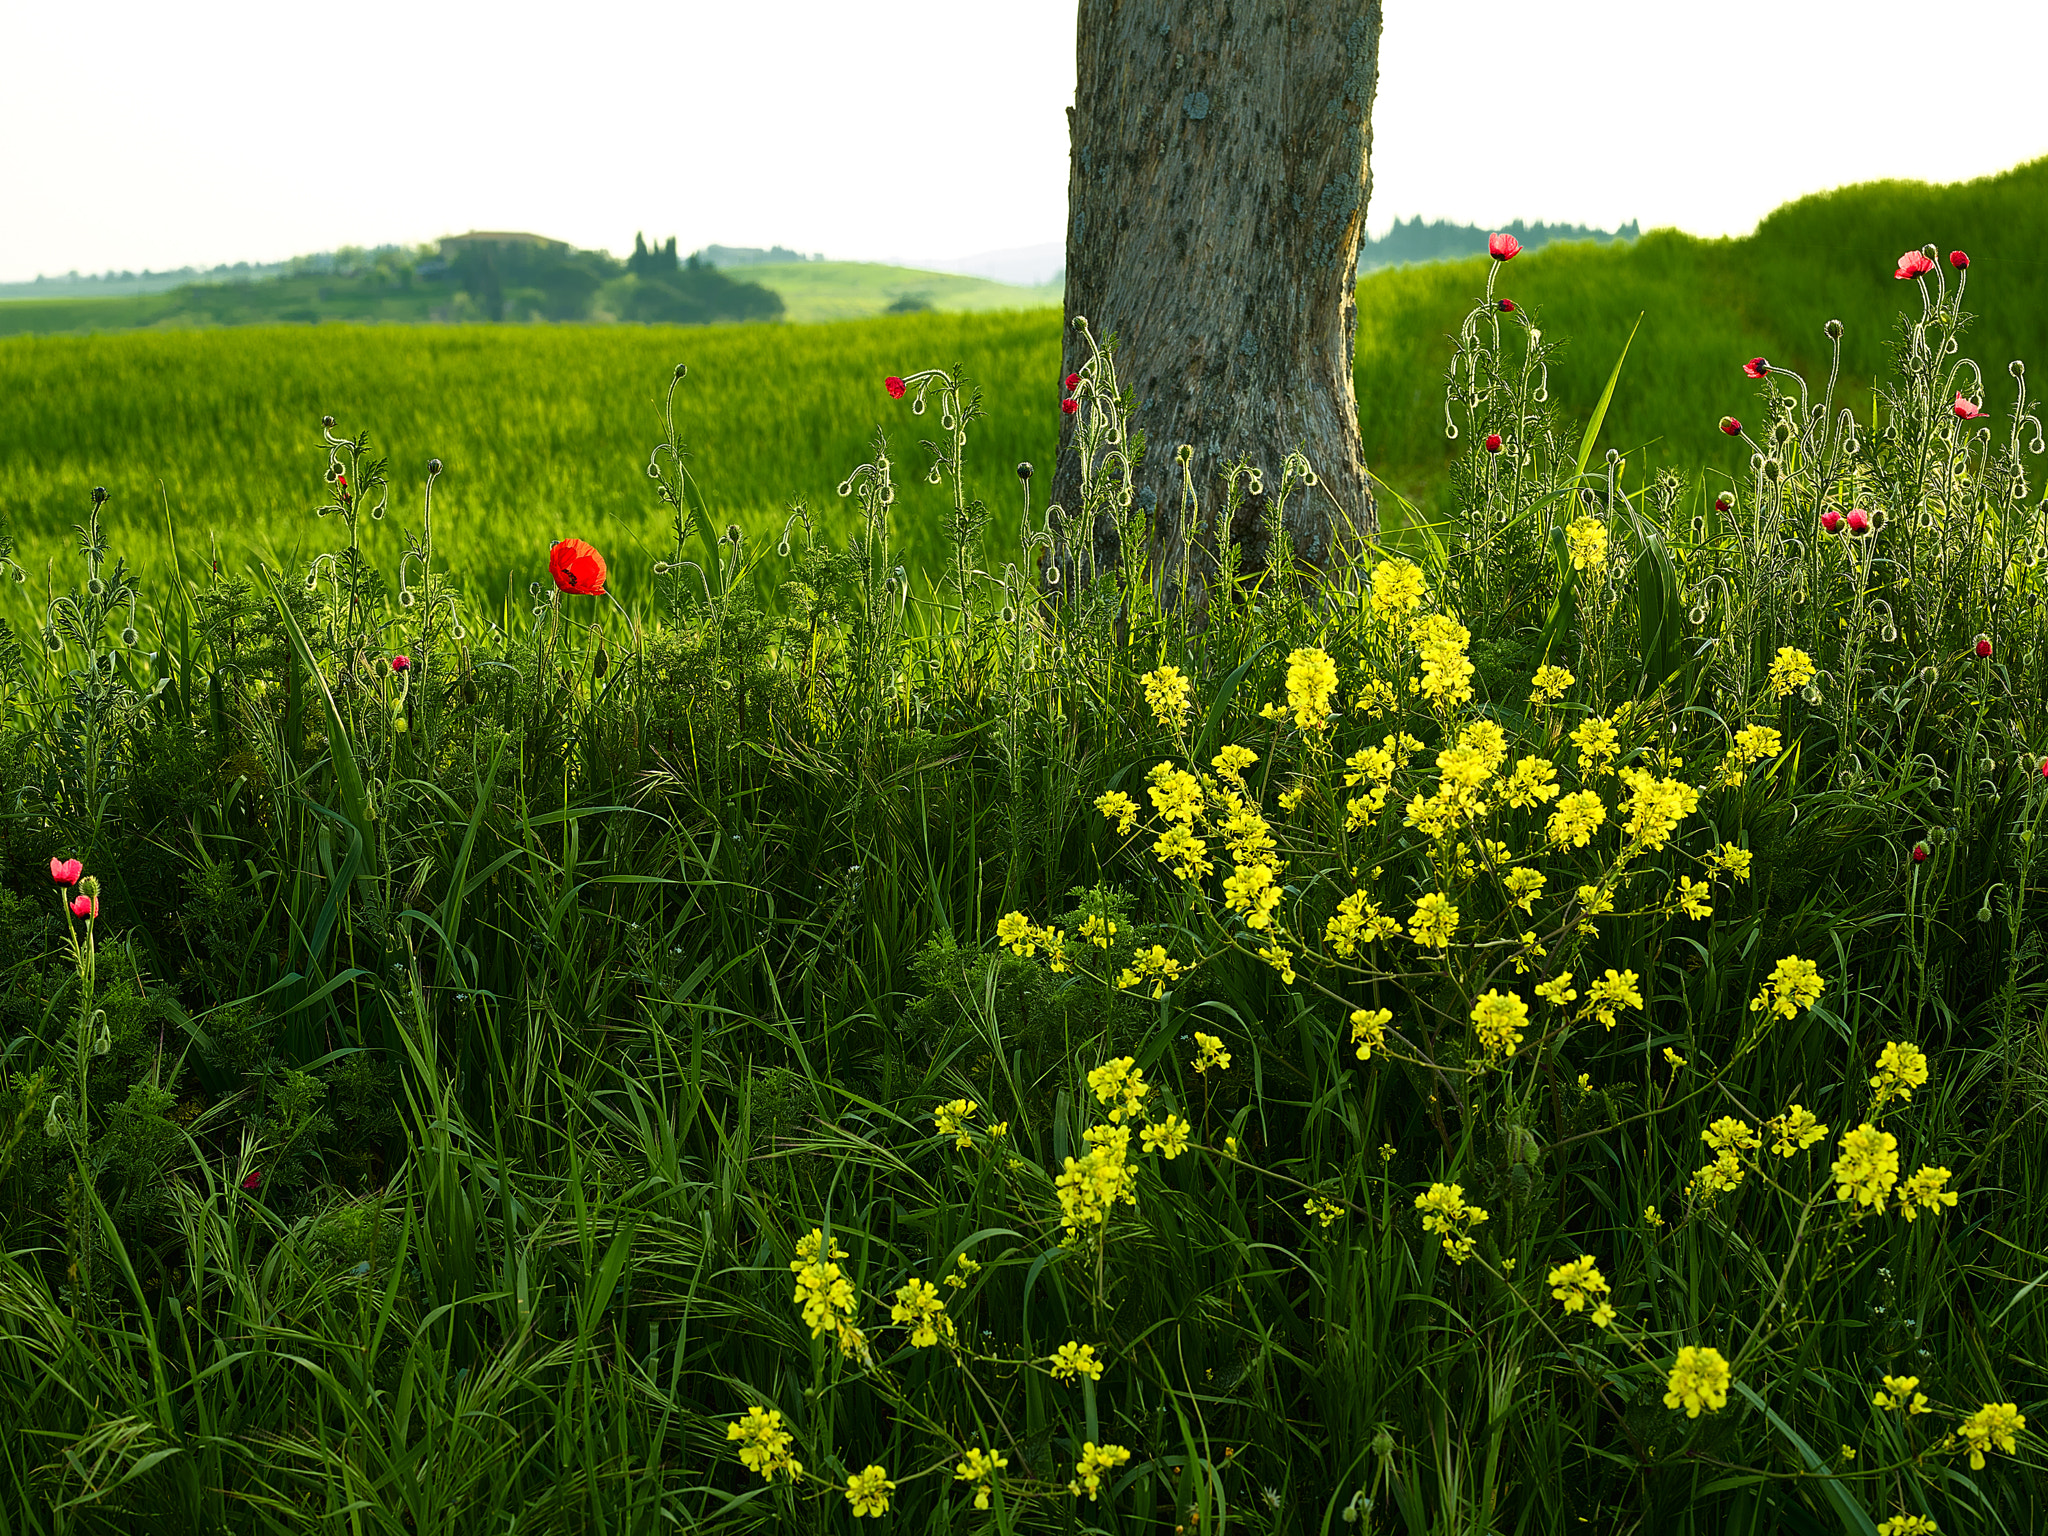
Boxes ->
[1056,0,1382,588]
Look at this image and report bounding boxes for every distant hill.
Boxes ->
[0,259,292,301]
[1358,216,1639,271]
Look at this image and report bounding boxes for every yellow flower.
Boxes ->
[1874,1375,1932,1415]
[1898,1165,1957,1221]
[1642,1204,1664,1228]
[1577,1072,1592,1092]
[1703,1116,1760,1156]
[1831,1123,1900,1207]
[1218,799,1278,864]
[1223,861,1284,930]
[1146,762,1204,823]
[1528,664,1575,705]
[1069,1441,1131,1501]
[890,1278,953,1347]
[1750,955,1825,1021]
[1686,1149,1745,1201]
[1503,755,1561,809]
[1565,515,1609,573]
[1470,989,1530,1063]
[1370,557,1428,616]
[790,1231,859,1342]
[1546,790,1607,849]
[1618,768,1699,851]
[1677,876,1713,921]
[1353,675,1399,717]
[1117,944,1184,998]
[1192,1031,1232,1074]
[1590,1301,1617,1327]
[1212,742,1259,779]
[1769,646,1817,699]
[1584,968,1643,1030]
[1765,1104,1828,1157]
[996,911,1037,956]
[1547,1254,1610,1313]
[1078,914,1119,949]
[1535,973,1579,1008]
[934,1098,977,1150]
[1049,1340,1106,1382]
[1411,613,1476,707]
[1707,842,1753,881]
[954,1446,1009,1511]
[727,1405,803,1482]
[1572,717,1621,775]
[1730,723,1782,766]
[1257,942,1297,984]
[1458,719,1510,775]
[1408,892,1459,950]
[1284,647,1340,730]
[1304,1195,1344,1228]
[1086,1058,1150,1123]
[1055,1129,1136,1239]
[1350,1007,1391,1061]
[1663,1345,1733,1418]
[1869,1040,1930,1108]
[1326,891,1401,955]
[1663,1048,1687,1071]
[1955,1402,2025,1470]
[943,1253,981,1290]
[1503,866,1547,912]
[1094,789,1140,836]
[1876,1517,1939,1536]
[845,1464,895,1518]
[1141,1114,1192,1160]
[1414,1182,1489,1264]
[1140,665,1192,732]
[1151,824,1213,881]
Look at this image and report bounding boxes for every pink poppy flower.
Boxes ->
[1911,841,1929,863]
[1497,298,1516,313]
[1975,635,1993,658]
[1953,393,1986,420]
[1845,509,1870,534]
[1744,357,1769,379]
[70,893,97,919]
[1061,398,1079,416]
[1820,510,1842,533]
[50,858,82,887]
[1488,232,1521,262]
[1950,250,1970,269]
[391,654,410,673]
[1484,433,1503,454]
[1895,251,1936,280]
[1064,373,1080,389]
[242,1170,263,1191]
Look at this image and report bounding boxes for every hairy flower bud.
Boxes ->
[1720,417,1742,437]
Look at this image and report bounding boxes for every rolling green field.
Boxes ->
[720,260,1062,323]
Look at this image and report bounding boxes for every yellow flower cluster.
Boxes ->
[1572,716,1621,774]
[1955,1402,2025,1470]
[1055,1125,1137,1240]
[1325,890,1400,955]
[1583,968,1644,1030]
[1876,1517,1938,1536]
[1117,944,1184,997]
[1547,790,1607,849]
[1869,1040,1930,1109]
[954,1447,1009,1511]
[727,1405,803,1482]
[889,1278,952,1347]
[1408,891,1459,949]
[1898,1164,1957,1221]
[1721,723,1782,786]
[1470,988,1529,1063]
[1304,1195,1344,1228]
[1370,557,1428,617]
[1350,1007,1391,1061]
[1141,1114,1192,1159]
[1070,1441,1131,1501]
[1750,955,1825,1021]
[1095,789,1139,836]
[845,1463,895,1518]
[1222,861,1283,930]
[1503,754,1561,810]
[1874,1374,1932,1415]
[1049,1339,1105,1381]
[1284,646,1340,730]
[1414,1181,1489,1264]
[1831,1123,1900,1208]
[1664,1345,1733,1418]
[1527,664,1575,705]
[1618,768,1699,851]
[1765,1104,1828,1157]
[1192,1031,1231,1073]
[1706,841,1753,881]
[1768,645,1817,699]
[1412,613,1476,707]
[1547,1254,1615,1325]
[1141,664,1192,732]
[1564,515,1609,573]
[996,911,1071,971]
[791,1229,864,1355]
[934,1098,977,1150]
[1087,1057,1150,1123]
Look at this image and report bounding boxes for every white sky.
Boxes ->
[4,0,2046,282]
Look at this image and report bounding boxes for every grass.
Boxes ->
[717,260,1061,323]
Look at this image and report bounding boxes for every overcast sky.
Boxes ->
[5,0,2046,282]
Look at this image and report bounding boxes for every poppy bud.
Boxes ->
[391,654,411,673]
[1910,841,1929,863]
[1895,251,1936,280]
[1714,493,1733,513]
[884,376,906,400]
[1064,372,1080,389]
[1820,510,1842,533]
[50,858,82,886]
[1950,250,1969,269]
[70,893,98,919]
[549,538,609,597]
[1845,509,1870,533]
[1952,393,1986,420]
[1016,461,1033,480]
[427,458,442,476]
[1497,298,1515,313]
[91,486,108,506]
[1488,232,1521,261]
[241,1170,262,1191]
[1061,398,1079,415]
[1720,417,1742,436]
[1743,357,1770,379]
[321,415,335,428]
[1484,433,1503,454]
[1975,635,1992,658]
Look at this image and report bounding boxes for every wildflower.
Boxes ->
[1730,724,1780,766]
[1869,1040,1930,1107]
[1572,716,1621,774]
[1528,665,1574,705]
[1498,297,1516,312]
[1534,973,1578,1007]
[1488,232,1521,261]
[1618,769,1699,850]
[845,1464,895,1518]
[1352,675,1398,717]
[890,1278,953,1346]
[1750,955,1824,1021]
[548,537,608,596]
[1146,762,1204,823]
[1874,1375,1932,1415]
[1703,1116,1760,1157]
[1584,968,1642,1030]
[1911,841,1929,863]
[1141,665,1192,731]
[1141,1114,1192,1159]
[1715,492,1733,512]
[241,1169,262,1191]
[1895,250,1936,280]
[1744,357,1769,379]
[1831,1123,1901,1208]
[955,1446,1009,1511]
[1470,989,1529,1063]
[1350,1007,1391,1061]
[934,1098,977,1150]
[1721,416,1743,436]
[1974,634,1992,658]
[1485,433,1503,453]
[1077,914,1118,950]
[1677,876,1712,921]
[1955,1402,2025,1470]
[885,376,907,399]
[1547,1254,1610,1314]
[1876,1518,1938,1536]
[1070,1442,1131,1501]
[1708,842,1753,881]
[1222,862,1283,932]
[1192,1031,1232,1074]
[391,653,411,673]
[1061,398,1079,416]
[1952,393,1985,420]
[1087,1057,1150,1123]
[1050,1340,1105,1381]
[49,858,82,887]
[1304,1195,1344,1227]
[1664,1047,1688,1071]
[727,1405,803,1482]
[1663,1345,1733,1418]
[1950,250,1970,269]
[1213,742,1258,780]
[790,1235,861,1346]
[1410,613,1476,706]
[1414,1182,1489,1263]
[70,894,97,919]
[1407,892,1459,950]
[1284,647,1339,730]
[1326,891,1400,955]
[1898,1165,1957,1221]
[1643,1204,1664,1229]
[1765,1104,1827,1157]
[1055,1129,1136,1239]
[1846,508,1871,533]
[1257,942,1296,984]
[1118,944,1184,998]
[943,1253,980,1289]
[996,911,1037,956]
[1152,824,1213,881]
[1370,557,1428,617]
[1768,645,1817,699]
[1503,866,1546,912]
[1546,791,1607,849]
[1095,790,1139,836]
[1504,755,1561,809]
[1820,509,1842,533]
[1064,371,1081,388]
[1564,516,1608,573]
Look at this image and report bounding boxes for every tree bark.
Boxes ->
[1056,0,1382,584]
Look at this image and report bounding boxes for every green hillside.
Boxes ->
[728,260,1061,323]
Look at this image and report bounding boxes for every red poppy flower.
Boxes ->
[1714,493,1733,513]
[70,893,98,919]
[1497,298,1516,313]
[391,654,411,673]
[1744,357,1770,379]
[1845,509,1870,534]
[1950,250,1970,269]
[1064,372,1080,389]
[1895,250,1936,280]
[1484,433,1503,454]
[549,539,608,597]
[1720,417,1742,436]
[2039,757,2048,780]
[1911,841,1929,863]
[1061,398,1079,416]
[241,1169,262,1191]
[1952,393,1986,420]
[1488,233,1521,262]
[49,858,82,887]
[1819,510,1842,533]
[1975,635,1993,658]
[884,376,906,400]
